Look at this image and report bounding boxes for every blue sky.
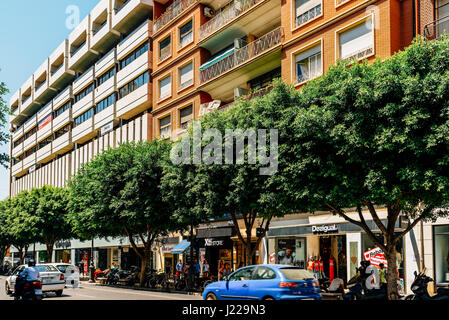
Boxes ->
[0,1,98,200]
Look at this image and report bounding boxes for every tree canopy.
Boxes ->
[0,73,10,168]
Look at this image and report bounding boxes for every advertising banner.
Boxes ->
[363,247,388,268]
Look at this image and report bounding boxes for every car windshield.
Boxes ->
[280,268,315,280]
[36,265,59,272]
[56,265,69,273]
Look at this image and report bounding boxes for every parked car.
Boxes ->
[203,265,322,301]
[5,264,65,297]
[48,263,80,288]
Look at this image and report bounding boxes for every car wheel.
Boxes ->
[55,290,63,297]
[5,282,11,295]
[206,293,217,300]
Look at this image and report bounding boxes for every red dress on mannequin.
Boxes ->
[329,258,335,282]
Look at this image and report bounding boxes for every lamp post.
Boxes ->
[89,238,96,283]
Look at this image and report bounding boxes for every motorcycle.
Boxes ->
[405,268,449,301]
[14,275,43,301]
[343,261,387,300]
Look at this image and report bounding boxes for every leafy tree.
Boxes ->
[28,186,72,262]
[277,37,449,299]
[0,199,11,268]
[164,82,300,266]
[0,74,9,168]
[68,140,177,285]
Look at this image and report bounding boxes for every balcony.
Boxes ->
[73,67,95,95]
[36,143,53,164]
[23,132,37,151]
[49,40,76,90]
[53,107,72,132]
[73,92,94,118]
[199,0,262,42]
[23,153,36,171]
[91,0,120,53]
[94,104,116,130]
[12,142,23,158]
[117,53,149,88]
[12,126,24,142]
[24,115,37,134]
[424,15,449,40]
[116,84,150,119]
[295,3,321,28]
[117,21,149,60]
[12,161,24,177]
[53,86,72,110]
[197,0,280,52]
[111,0,153,34]
[96,76,116,102]
[200,27,282,83]
[72,118,96,144]
[68,16,98,72]
[95,48,116,77]
[34,59,53,104]
[53,131,73,155]
[153,0,197,34]
[37,118,53,144]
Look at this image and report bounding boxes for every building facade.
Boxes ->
[7,0,449,292]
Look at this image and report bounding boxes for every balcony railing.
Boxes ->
[424,15,449,40]
[71,42,87,57]
[296,4,321,27]
[198,0,262,42]
[200,27,282,83]
[51,63,64,76]
[115,0,132,13]
[153,0,197,34]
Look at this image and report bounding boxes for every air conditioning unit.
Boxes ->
[234,87,248,99]
[204,7,215,18]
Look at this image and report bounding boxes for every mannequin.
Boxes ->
[329,256,335,282]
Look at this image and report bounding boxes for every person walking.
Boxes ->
[218,260,224,281]
[202,259,210,278]
[223,263,231,278]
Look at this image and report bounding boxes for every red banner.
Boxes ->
[38,114,52,130]
[363,247,388,268]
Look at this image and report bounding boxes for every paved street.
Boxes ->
[0,276,202,300]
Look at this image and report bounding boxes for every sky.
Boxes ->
[0,1,98,200]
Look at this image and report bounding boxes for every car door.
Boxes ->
[222,267,255,300]
[249,267,279,300]
[10,266,25,289]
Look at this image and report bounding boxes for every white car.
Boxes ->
[48,263,80,288]
[5,264,65,297]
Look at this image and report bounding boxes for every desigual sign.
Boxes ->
[204,238,224,247]
[312,224,338,234]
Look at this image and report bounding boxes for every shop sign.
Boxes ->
[364,247,388,268]
[204,238,224,247]
[101,121,114,136]
[312,224,338,234]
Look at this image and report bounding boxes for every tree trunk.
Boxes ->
[385,246,399,300]
[244,237,252,267]
[17,246,25,265]
[46,242,54,263]
[139,250,151,287]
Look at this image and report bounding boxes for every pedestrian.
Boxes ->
[379,263,387,289]
[176,259,183,279]
[202,259,210,278]
[223,263,231,278]
[165,261,171,275]
[218,260,224,281]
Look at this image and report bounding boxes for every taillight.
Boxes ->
[279,282,299,288]
[312,281,319,287]
[60,274,65,281]
[32,281,42,289]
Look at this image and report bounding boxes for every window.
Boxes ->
[75,83,94,103]
[159,36,171,61]
[54,101,71,119]
[279,268,315,280]
[295,0,321,27]
[437,0,449,20]
[39,135,53,149]
[159,116,171,139]
[97,67,115,86]
[74,108,94,127]
[179,105,193,130]
[118,71,150,99]
[229,267,255,281]
[252,267,277,280]
[24,146,37,158]
[276,238,307,268]
[96,93,116,113]
[295,44,321,84]
[54,125,71,140]
[179,20,193,48]
[179,62,193,90]
[24,126,37,140]
[433,225,449,284]
[119,42,149,70]
[339,17,374,60]
[159,75,172,100]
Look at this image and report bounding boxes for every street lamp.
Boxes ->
[89,238,96,283]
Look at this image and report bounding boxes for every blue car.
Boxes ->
[203,264,322,300]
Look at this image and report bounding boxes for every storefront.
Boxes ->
[55,249,71,264]
[196,227,234,279]
[433,224,449,285]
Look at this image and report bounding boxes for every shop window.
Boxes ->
[276,238,306,268]
[295,44,321,84]
[338,17,374,61]
[434,225,449,284]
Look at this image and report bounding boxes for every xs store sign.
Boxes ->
[204,238,224,247]
[311,224,338,234]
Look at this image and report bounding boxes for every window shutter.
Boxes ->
[180,63,193,88]
[295,0,321,16]
[339,18,373,59]
[159,76,172,99]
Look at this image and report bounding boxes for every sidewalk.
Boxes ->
[81,280,202,296]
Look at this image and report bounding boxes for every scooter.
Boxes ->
[405,268,449,301]
[343,261,387,300]
[14,275,43,301]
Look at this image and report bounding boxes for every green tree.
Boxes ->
[164,82,300,266]
[68,140,177,286]
[0,74,9,168]
[278,37,449,299]
[0,199,12,268]
[28,186,72,263]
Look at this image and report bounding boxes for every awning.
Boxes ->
[170,240,190,254]
[199,47,235,71]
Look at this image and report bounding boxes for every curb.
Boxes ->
[84,282,202,296]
